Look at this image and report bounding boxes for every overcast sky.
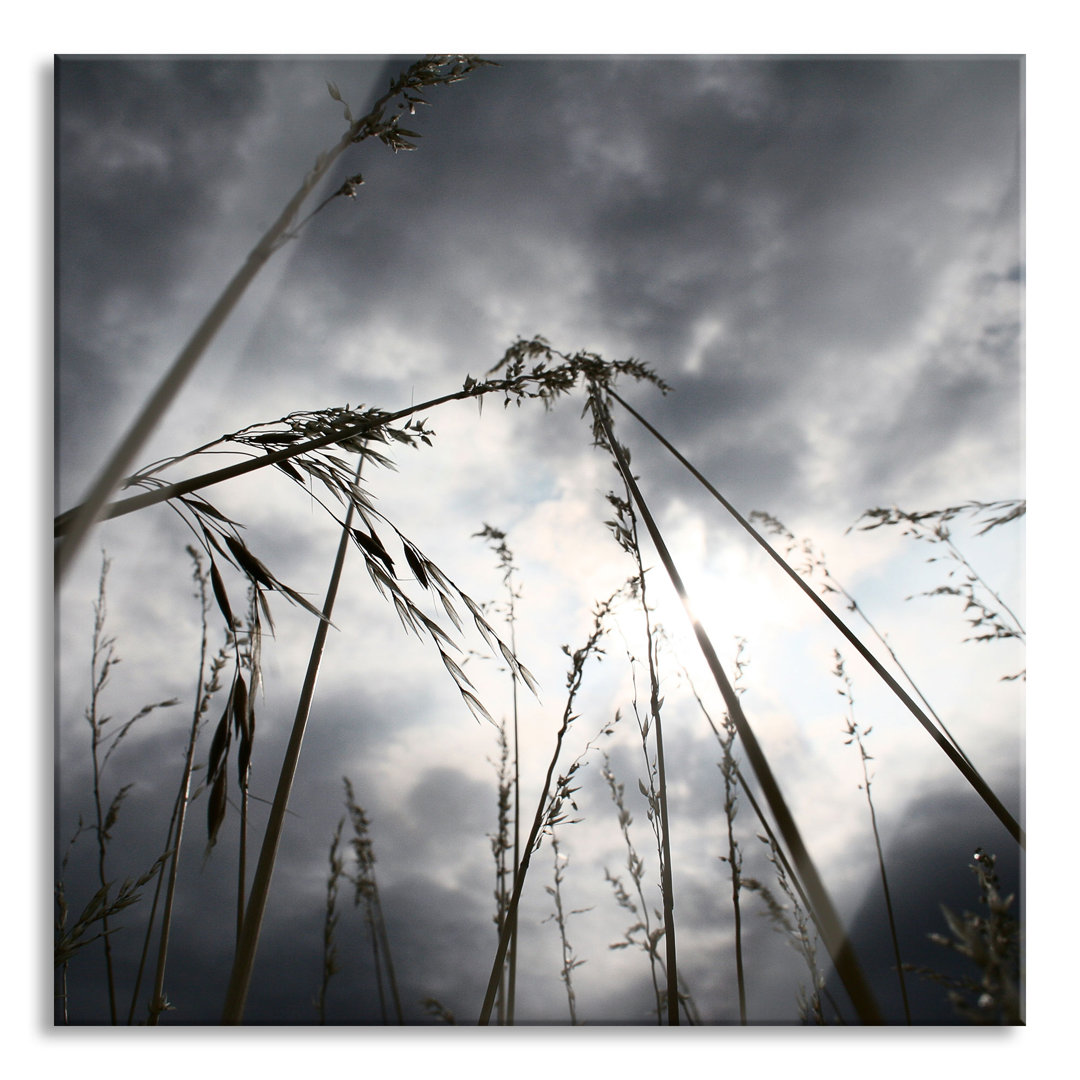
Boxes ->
[54,54,1024,1031]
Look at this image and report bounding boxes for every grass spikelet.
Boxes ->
[543,831,589,1024]
[343,778,402,1024]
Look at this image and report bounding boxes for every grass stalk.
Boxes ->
[608,390,1023,850]
[86,555,121,1024]
[508,636,521,1022]
[489,718,512,1024]
[835,651,911,1023]
[720,645,748,1025]
[751,511,976,769]
[601,751,664,1021]
[626,506,680,1024]
[675,636,753,1023]
[371,887,403,1023]
[475,525,524,1023]
[81,554,178,1023]
[477,591,617,1024]
[54,343,668,541]
[315,817,345,1024]
[591,391,884,1024]
[54,56,493,582]
[344,778,403,1024]
[604,487,681,1022]
[220,458,364,1024]
[233,589,262,950]
[139,552,228,1024]
[544,830,586,1024]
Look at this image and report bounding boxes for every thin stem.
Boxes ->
[478,596,613,1025]
[545,832,580,1024]
[836,652,911,1024]
[490,720,511,1025]
[476,524,523,1024]
[143,556,223,1024]
[54,56,490,582]
[601,751,664,1021]
[591,393,884,1025]
[220,457,364,1024]
[943,536,1026,638]
[315,818,344,1024]
[367,902,387,1023]
[54,392,469,538]
[676,649,749,1022]
[609,390,1024,850]
[236,775,249,947]
[620,483,680,1024]
[86,555,119,1024]
[507,625,521,1026]
[372,887,403,1024]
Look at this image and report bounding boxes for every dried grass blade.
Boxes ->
[403,543,429,588]
[209,557,235,628]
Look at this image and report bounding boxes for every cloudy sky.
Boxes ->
[53,52,1026,1036]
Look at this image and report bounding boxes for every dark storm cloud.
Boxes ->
[572,57,1023,516]
[55,56,395,505]
[55,54,1019,525]
[56,59,263,502]
[305,56,1020,522]
[56,61,261,294]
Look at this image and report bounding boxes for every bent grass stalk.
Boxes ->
[54,342,669,543]
[751,511,976,770]
[590,390,884,1025]
[55,56,494,582]
[607,390,1023,850]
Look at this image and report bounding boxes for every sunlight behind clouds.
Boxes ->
[54,54,1023,1026]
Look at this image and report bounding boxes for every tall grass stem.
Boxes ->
[592,393,883,1025]
[220,457,364,1023]
[54,56,490,581]
[608,390,1023,849]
